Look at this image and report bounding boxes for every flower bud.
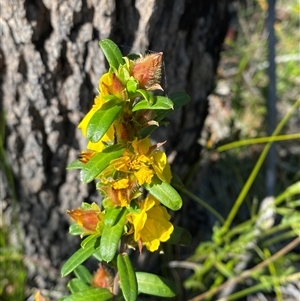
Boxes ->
[131,53,163,90]
[67,205,103,234]
[92,264,114,291]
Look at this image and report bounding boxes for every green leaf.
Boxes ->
[168,226,191,246]
[144,176,182,211]
[135,89,154,104]
[169,91,191,110]
[68,278,90,293]
[117,253,138,301]
[63,288,113,301]
[104,207,123,227]
[126,79,138,94]
[87,101,124,143]
[100,208,127,262]
[92,248,103,261]
[132,96,173,112]
[127,53,141,60]
[74,265,92,284]
[81,144,125,183]
[61,237,101,277]
[99,39,124,69]
[214,261,235,279]
[67,159,85,170]
[69,224,85,236]
[136,272,177,297]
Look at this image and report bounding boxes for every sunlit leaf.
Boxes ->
[100,208,127,262]
[126,79,138,94]
[117,253,138,301]
[99,39,124,70]
[67,159,85,170]
[132,96,173,111]
[61,237,101,277]
[63,288,113,301]
[136,272,177,297]
[74,265,92,284]
[104,207,123,227]
[144,176,182,211]
[68,278,90,293]
[87,101,124,143]
[69,224,85,236]
[135,89,154,104]
[81,145,125,183]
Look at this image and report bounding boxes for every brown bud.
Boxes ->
[67,209,99,232]
[92,264,114,291]
[131,53,163,90]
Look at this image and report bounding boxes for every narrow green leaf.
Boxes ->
[67,159,85,170]
[132,96,173,111]
[136,272,177,297]
[92,248,103,261]
[144,176,182,211]
[69,224,85,236]
[63,288,113,301]
[61,237,101,277]
[169,91,191,110]
[135,89,153,104]
[126,79,138,94]
[168,226,191,246]
[81,145,125,183]
[214,261,235,279]
[68,278,90,293]
[100,208,127,262]
[74,265,92,284]
[87,101,123,143]
[99,39,125,69]
[104,207,123,227]
[80,234,100,249]
[117,253,138,301]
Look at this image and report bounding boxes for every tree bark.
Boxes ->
[1,0,229,293]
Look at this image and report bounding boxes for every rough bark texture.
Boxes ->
[1,0,229,293]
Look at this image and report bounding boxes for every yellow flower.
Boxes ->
[100,176,140,208]
[78,72,125,152]
[127,195,174,252]
[111,137,172,186]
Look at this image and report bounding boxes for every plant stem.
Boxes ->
[221,99,300,233]
[188,236,300,301]
[176,186,225,224]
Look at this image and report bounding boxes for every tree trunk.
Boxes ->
[1,0,229,293]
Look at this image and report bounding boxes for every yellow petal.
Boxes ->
[112,178,129,189]
[135,166,153,185]
[133,137,151,155]
[127,196,173,252]
[152,151,172,183]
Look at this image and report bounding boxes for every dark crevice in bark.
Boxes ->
[110,1,140,50]
[70,0,94,43]
[92,26,100,41]
[79,62,94,114]
[0,47,6,111]
[57,41,72,83]
[25,0,53,51]
[17,54,27,81]
[28,104,45,132]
